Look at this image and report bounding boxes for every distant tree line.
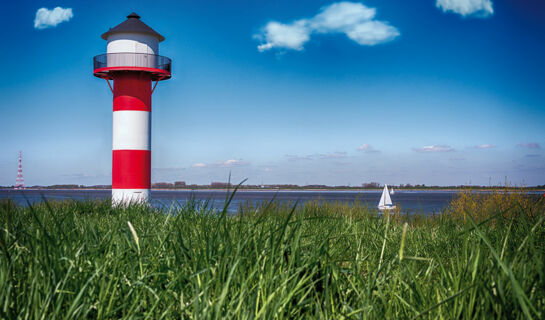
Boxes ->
[2,182,544,190]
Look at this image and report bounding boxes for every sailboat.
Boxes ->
[378,184,396,211]
[390,187,395,195]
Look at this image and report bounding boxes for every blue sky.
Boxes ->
[1,0,544,186]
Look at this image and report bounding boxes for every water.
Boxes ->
[0,189,460,214]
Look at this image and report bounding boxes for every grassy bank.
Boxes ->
[0,191,544,319]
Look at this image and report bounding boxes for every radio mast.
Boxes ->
[15,151,24,189]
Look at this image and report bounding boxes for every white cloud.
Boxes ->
[285,154,314,161]
[34,7,73,29]
[257,20,310,52]
[255,2,399,52]
[192,159,249,168]
[310,2,376,31]
[344,20,399,45]
[286,152,348,161]
[221,159,247,167]
[318,152,347,159]
[436,0,493,17]
[192,163,207,168]
[414,145,455,153]
[474,144,496,149]
[517,142,540,149]
[357,144,380,153]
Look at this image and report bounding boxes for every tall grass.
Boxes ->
[0,191,544,319]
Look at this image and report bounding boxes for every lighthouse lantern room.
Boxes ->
[93,13,172,205]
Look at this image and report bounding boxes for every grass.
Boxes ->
[0,189,544,319]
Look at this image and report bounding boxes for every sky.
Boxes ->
[0,0,544,187]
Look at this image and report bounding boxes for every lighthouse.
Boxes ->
[93,13,171,205]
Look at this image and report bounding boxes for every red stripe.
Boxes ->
[94,66,171,80]
[113,73,152,111]
[112,150,151,189]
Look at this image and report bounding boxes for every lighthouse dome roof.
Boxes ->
[101,12,165,42]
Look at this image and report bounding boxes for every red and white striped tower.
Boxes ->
[93,13,171,205]
[15,151,24,189]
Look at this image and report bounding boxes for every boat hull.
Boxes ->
[378,205,397,211]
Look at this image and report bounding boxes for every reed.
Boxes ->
[0,191,543,319]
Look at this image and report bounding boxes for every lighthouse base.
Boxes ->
[112,189,150,206]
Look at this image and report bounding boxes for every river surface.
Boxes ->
[0,189,464,213]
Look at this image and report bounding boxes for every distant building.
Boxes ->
[303,184,328,189]
[152,182,174,188]
[210,182,230,188]
[362,182,380,188]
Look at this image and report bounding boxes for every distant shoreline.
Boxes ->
[2,188,544,193]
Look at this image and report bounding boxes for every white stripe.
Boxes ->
[112,189,150,205]
[113,111,151,150]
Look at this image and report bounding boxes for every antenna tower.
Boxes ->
[15,151,24,189]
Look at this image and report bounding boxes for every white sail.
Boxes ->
[384,185,392,205]
[378,184,396,210]
[379,185,393,207]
